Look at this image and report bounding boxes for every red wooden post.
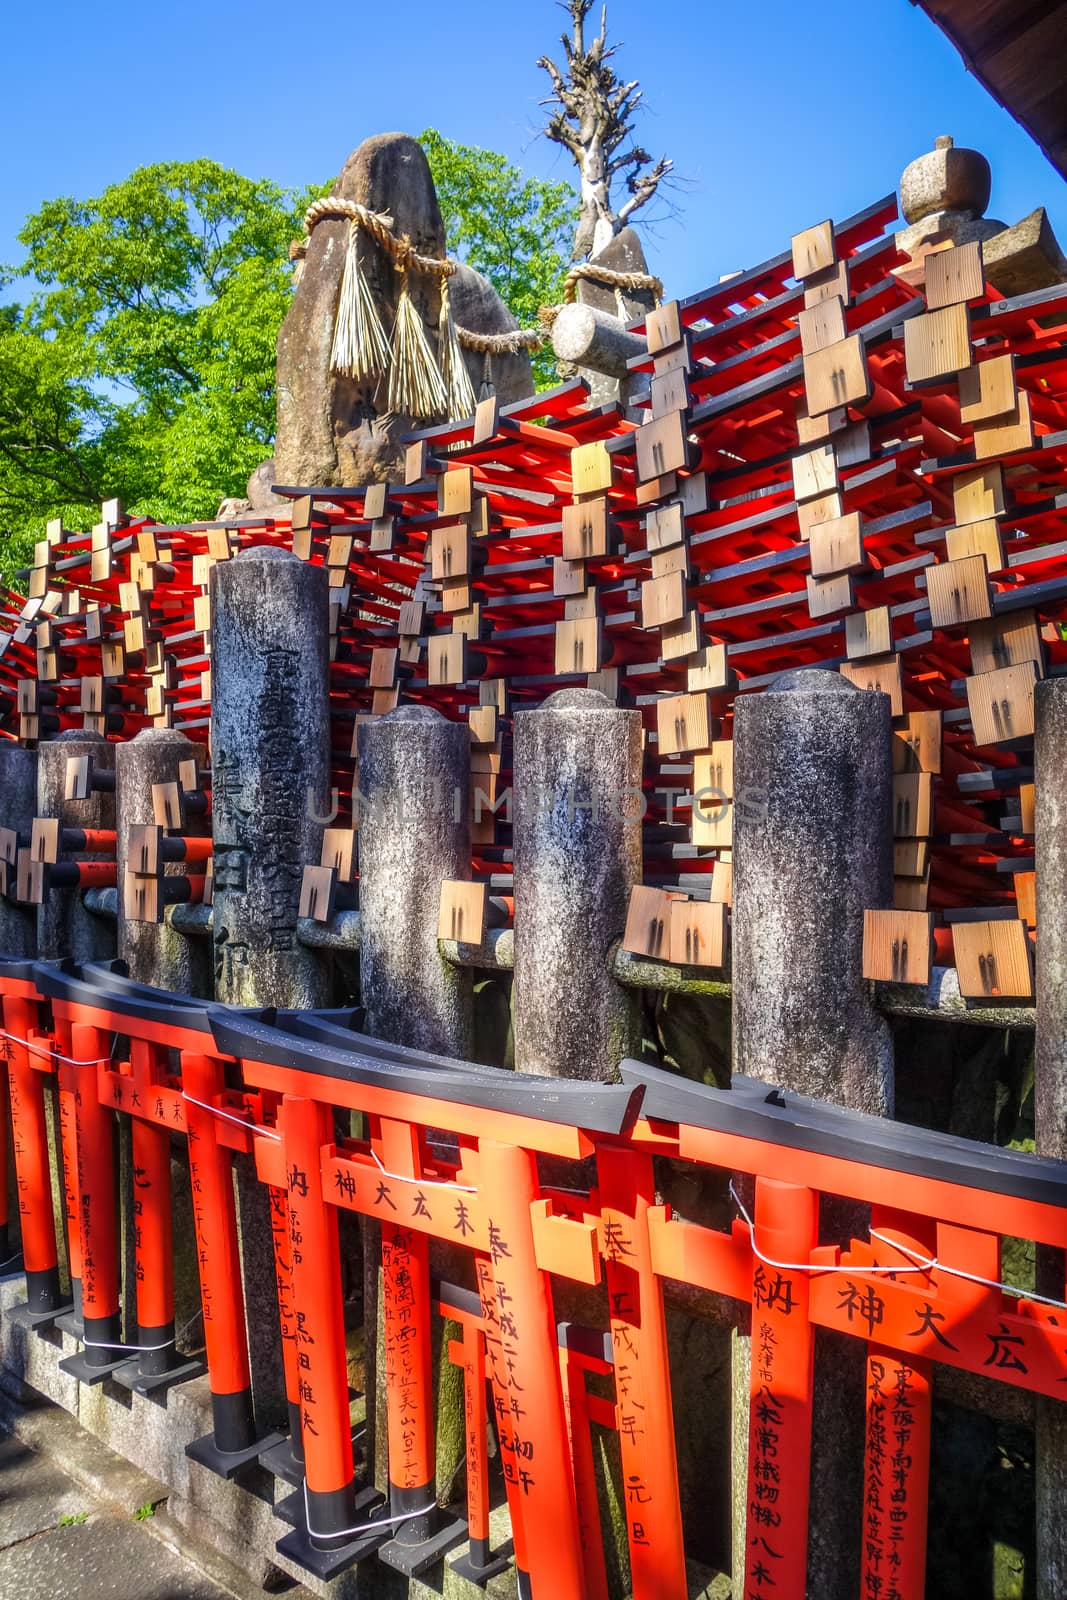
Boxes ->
[278,1095,358,1548]
[860,1346,931,1600]
[598,1143,687,1600]
[475,1139,586,1600]
[743,1177,818,1600]
[56,1059,82,1313]
[268,1181,305,1471]
[448,1324,494,1573]
[376,1212,466,1575]
[381,1222,435,1531]
[3,994,63,1312]
[62,1019,122,1376]
[559,1344,610,1600]
[181,1051,257,1459]
[0,1067,10,1266]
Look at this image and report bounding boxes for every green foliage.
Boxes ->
[0,159,323,581]
[58,1511,89,1528]
[0,142,577,582]
[419,129,578,389]
[134,1502,156,1521]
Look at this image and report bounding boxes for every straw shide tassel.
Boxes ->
[387,257,448,420]
[438,273,477,422]
[330,221,390,382]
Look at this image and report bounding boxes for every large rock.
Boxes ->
[449,260,533,407]
[275,132,535,489]
[245,458,283,508]
[275,133,446,489]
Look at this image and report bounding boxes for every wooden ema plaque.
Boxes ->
[862,910,934,985]
[952,920,1033,999]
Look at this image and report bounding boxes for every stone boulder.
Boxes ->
[275,132,445,490]
[246,458,284,508]
[275,131,536,490]
[449,260,533,407]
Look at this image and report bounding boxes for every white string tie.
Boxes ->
[0,1028,114,1067]
[77,1306,204,1354]
[301,1479,437,1541]
[181,1092,282,1141]
[368,1144,476,1194]
[731,1182,1067,1308]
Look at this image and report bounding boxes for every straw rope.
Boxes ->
[293,199,666,408]
[455,326,545,355]
[302,197,458,279]
[562,261,664,304]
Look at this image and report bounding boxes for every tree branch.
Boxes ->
[617,154,673,224]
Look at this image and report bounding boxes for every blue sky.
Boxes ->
[2,0,1065,299]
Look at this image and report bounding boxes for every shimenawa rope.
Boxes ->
[298,199,663,417]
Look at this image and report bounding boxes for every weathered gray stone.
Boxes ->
[550,302,647,377]
[732,669,894,1110]
[357,705,473,1056]
[116,729,210,995]
[245,457,284,510]
[983,207,1067,297]
[895,207,1006,263]
[512,688,643,1080]
[1033,677,1067,1600]
[0,743,37,957]
[275,132,446,489]
[574,225,657,410]
[576,225,657,321]
[210,547,330,1431]
[731,667,894,1600]
[210,546,331,1009]
[900,135,991,224]
[446,260,533,408]
[36,733,116,963]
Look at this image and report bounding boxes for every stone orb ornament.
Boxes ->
[901,134,991,224]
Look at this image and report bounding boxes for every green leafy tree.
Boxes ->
[0,160,321,579]
[0,143,577,582]
[419,128,578,388]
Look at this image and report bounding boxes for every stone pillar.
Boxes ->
[0,744,38,957]
[1033,678,1067,1600]
[732,668,893,1600]
[511,687,643,1081]
[116,728,210,994]
[356,705,473,1501]
[210,546,331,1009]
[210,547,332,1431]
[732,669,894,1110]
[357,705,473,1057]
[36,732,117,963]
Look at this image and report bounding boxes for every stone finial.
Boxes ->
[896,133,1067,297]
[900,135,992,224]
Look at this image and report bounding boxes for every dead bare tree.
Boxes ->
[538,0,674,261]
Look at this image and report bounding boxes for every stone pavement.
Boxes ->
[0,1396,257,1600]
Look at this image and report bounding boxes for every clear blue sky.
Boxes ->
[2,0,1065,299]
